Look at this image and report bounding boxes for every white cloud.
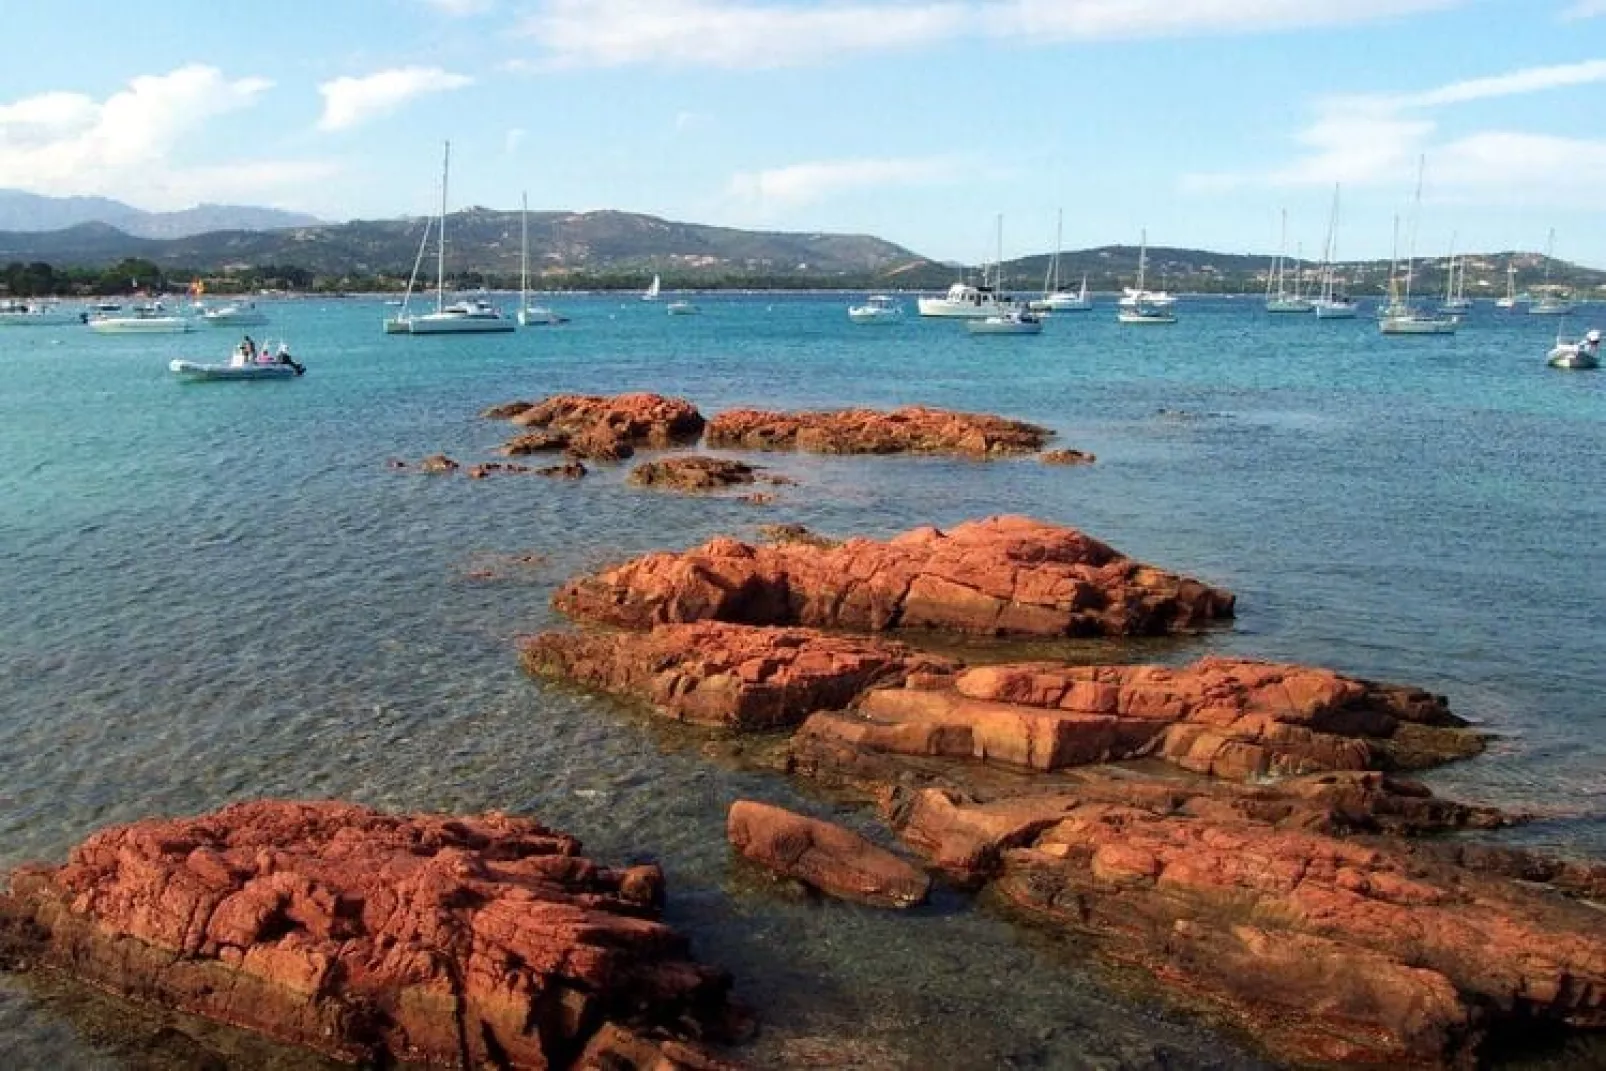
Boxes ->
[728,156,968,208]
[0,66,329,210]
[522,0,970,69]
[1183,59,1606,206]
[1562,0,1606,18]
[316,67,473,132]
[520,0,1465,69]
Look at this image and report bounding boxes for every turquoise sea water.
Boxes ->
[1,294,1603,1068]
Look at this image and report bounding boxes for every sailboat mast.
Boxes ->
[1137,228,1147,291]
[520,191,529,309]
[995,213,1003,292]
[436,140,450,314]
[1403,155,1424,306]
[1052,209,1063,293]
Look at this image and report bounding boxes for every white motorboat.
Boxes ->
[1029,210,1093,313]
[1547,329,1601,370]
[966,308,1043,335]
[170,340,304,380]
[642,274,661,301]
[1264,209,1313,313]
[918,281,1015,318]
[848,294,903,324]
[401,142,516,335]
[1312,298,1359,319]
[1117,230,1177,324]
[666,300,699,315]
[518,305,569,326]
[88,302,194,334]
[200,301,269,327]
[410,298,516,333]
[0,300,81,326]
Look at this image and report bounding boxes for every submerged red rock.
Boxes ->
[727,801,930,909]
[704,405,1051,457]
[553,515,1234,637]
[0,801,741,1070]
[521,622,951,731]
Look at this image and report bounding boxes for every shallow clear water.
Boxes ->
[1,294,1602,1067]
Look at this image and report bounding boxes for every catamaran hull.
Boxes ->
[406,317,516,334]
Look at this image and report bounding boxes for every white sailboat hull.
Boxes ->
[1265,298,1314,314]
[89,316,193,334]
[1529,302,1574,316]
[1312,300,1359,319]
[408,314,517,334]
[1380,315,1457,335]
[1117,309,1177,325]
[1030,293,1092,312]
[966,315,1042,335]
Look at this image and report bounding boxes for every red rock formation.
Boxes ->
[0,801,740,1070]
[553,515,1234,638]
[503,430,570,456]
[521,623,952,731]
[506,393,704,444]
[800,657,1481,779]
[704,405,1050,457]
[883,785,1606,1067]
[417,453,459,473]
[726,801,929,909]
[628,456,760,492]
[1040,449,1095,465]
[538,461,588,479]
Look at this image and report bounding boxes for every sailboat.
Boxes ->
[1029,210,1092,312]
[1117,230,1177,324]
[407,141,516,335]
[383,212,432,333]
[1312,185,1358,319]
[1529,229,1574,316]
[1438,235,1473,314]
[1380,157,1456,335]
[967,215,1042,334]
[1494,262,1522,310]
[1265,209,1312,313]
[641,274,661,302]
[516,193,568,326]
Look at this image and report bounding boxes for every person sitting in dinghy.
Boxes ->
[1583,329,1602,359]
[273,342,306,376]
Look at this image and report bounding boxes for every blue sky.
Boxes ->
[0,0,1602,264]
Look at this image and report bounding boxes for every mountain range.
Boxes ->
[0,191,1600,295]
[0,190,320,240]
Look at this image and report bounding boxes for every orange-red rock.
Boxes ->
[503,393,705,445]
[1040,449,1095,465]
[704,405,1050,457]
[521,623,952,731]
[811,656,1481,779]
[942,789,1606,1067]
[726,801,929,909]
[417,453,459,473]
[0,801,740,1070]
[553,515,1234,638]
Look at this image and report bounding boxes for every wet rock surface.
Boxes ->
[628,456,762,492]
[554,515,1235,638]
[726,801,930,909]
[0,801,742,1070]
[703,405,1052,457]
[1040,449,1096,465]
[491,392,706,464]
[521,622,952,731]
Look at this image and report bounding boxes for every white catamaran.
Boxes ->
[407,141,516,335]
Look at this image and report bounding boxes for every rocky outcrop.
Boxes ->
[794,657,1483,780]
[417,453,459,473]
[521,623,952,731]
[0,801,741,1070]
[726,801,929,909]
[489,393,706,463]
[704,405,1050,457]
[553,515,1234,638]
[1040,449,1095,465]
[882,783,1606,1067]
[629,457,761,492]
[538,460,588,479]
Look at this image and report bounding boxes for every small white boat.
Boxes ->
[1530,293,1575,316]
[1264,209,1312,313]
[1117,305,1177,325]
[642,274,661,301]
[513,193,570,327]
[1029,210,1093,313]
[200,301,269,326]
[0,300,81,326]
[517,305,570,326]
[848,294,903,324]
[966,309,1043,335]
[666,300,699,315]
[1311,187,1359,320]
[1547,329,1601,370]
[1380,312,1457,335]
[88,303,193,334]
[1378,161,1457,337]
[1312,298,1359,319]
[170,340,305,380]
[918,281,1016,318]
[1495,264,1522,310]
